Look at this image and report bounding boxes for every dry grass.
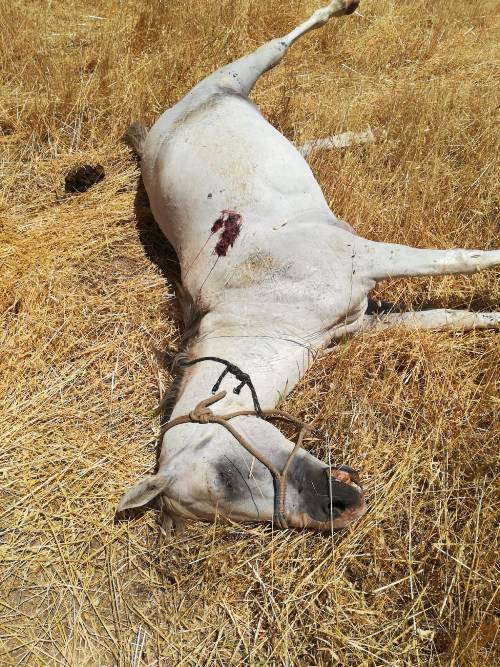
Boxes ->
[1,1,499,665]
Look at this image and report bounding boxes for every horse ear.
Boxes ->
[116,474,169,512]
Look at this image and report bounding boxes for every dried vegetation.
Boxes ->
[0,0,499,665]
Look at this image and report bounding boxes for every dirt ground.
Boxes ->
[1,1,498,665]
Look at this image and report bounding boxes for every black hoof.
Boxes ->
[344,1,360,15]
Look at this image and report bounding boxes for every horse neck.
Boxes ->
[170,309,317,417]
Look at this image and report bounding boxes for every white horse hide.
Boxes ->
[117,1,499,535]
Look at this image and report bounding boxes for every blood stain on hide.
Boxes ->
[189,210,243,290]
[184,209,242,281]
[210,217,224,234]
[211,210,242,257]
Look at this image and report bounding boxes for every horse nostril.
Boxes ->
[332,499,346,512]
[323,498,346,517]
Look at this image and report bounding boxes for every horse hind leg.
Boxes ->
[124,2,360,155]
[208,0,360,98]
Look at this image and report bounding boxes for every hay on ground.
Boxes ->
[0,1,498,665]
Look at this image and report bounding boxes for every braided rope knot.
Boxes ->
[189,407,212,424]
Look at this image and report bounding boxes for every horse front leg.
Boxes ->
[361,309,500,333]
[357,240,500,281]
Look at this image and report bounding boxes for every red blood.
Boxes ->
[211,210,242,257]
[211,217,224,234]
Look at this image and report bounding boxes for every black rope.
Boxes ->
[185,356,263,418]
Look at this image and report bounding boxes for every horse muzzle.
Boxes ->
[327,464,366,529]
[287,464,366,532]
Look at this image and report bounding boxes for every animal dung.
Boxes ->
[64,164,105,193]
[0,119,14,135]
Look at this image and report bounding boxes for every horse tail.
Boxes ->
[123,121,148,158]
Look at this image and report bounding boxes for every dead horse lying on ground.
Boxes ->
[118,0,499,534]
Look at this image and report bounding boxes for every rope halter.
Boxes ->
[160,391,313,529]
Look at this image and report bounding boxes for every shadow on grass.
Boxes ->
[132,171,187,473]
[133,172,181,287]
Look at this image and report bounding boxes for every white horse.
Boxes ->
[118,0,499,534]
